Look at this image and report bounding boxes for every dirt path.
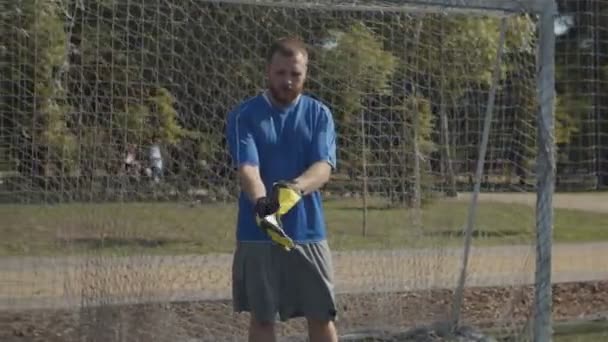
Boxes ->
[2,242,607,311]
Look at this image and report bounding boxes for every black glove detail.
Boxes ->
[254,196,280,218]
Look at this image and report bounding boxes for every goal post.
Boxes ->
[1,0,559,341]
[535,1,558,341]
[443,1,557,340]
[206,0,549,13]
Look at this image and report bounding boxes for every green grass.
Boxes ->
[488,320,608,341]
[554,331,608,342]
[551,320,608,342]
[2,197,608,257]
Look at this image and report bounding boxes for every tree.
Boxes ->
[2,0,77,179]
[554,0,607,187]
[310,22,398,180]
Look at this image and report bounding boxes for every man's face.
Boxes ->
[266,51,307,106]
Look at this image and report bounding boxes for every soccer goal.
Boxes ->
[1,0,558,341]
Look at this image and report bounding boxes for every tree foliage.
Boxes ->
[312,22,398,123]
[552,0,608,183]
[310,22,399,177]
[2,1,75,175]
[1,0,598,198]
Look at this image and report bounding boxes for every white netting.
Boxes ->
[0,0,581,341]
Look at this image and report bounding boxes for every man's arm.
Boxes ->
[292,161,332,196]
[238,164,267,203]
[225,108,267,204]
[291,104,337,196]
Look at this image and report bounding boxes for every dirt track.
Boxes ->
[3,280,608,342]
[2,243,608,311]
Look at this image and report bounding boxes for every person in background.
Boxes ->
[148,137,163,183]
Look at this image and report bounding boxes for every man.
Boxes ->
[148,137,163,183]
[225,37,338,342]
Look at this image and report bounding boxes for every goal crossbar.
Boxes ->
[199,0,557,15]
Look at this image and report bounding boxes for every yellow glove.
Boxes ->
[258,214,295,251]
[272,181,303,216]
[256,181,303,251]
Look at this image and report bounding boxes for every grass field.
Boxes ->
[2,193,608,257]
[555,332,608,342]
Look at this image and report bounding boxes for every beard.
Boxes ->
[268,82,302,107]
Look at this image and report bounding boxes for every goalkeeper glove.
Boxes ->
[254,196,280,219]
[255,180,303,251]
[271,180,303,216]
[258,214,295,251]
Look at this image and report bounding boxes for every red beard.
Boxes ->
[268,83,301,106]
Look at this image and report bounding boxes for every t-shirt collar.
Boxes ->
[262,89,301,112]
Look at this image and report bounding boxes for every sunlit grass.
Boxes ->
[1,196,608,256]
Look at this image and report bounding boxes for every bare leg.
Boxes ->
[307,318,338,342]
[248,315,276,342]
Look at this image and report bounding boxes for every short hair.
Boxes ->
[266,37,309,64]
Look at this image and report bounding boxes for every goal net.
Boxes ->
[1,0,556,341]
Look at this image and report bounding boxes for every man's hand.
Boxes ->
[254,196,280,219]
[254,180,303,251]
[258,215,295,251]
[272,180,303,216]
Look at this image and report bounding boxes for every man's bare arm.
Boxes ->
[292,161,332,196]
[238,164,267,203]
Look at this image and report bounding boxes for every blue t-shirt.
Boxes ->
[225,92,337,243]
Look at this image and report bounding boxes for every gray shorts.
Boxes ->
[231,240,337,323]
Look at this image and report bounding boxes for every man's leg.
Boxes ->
[278,240,339,342]
[249,315,276,342]
[307,318,338,342]
[232,242,279,342]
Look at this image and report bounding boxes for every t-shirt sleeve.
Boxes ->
[225,108,259,169]
[310,105,337,169]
